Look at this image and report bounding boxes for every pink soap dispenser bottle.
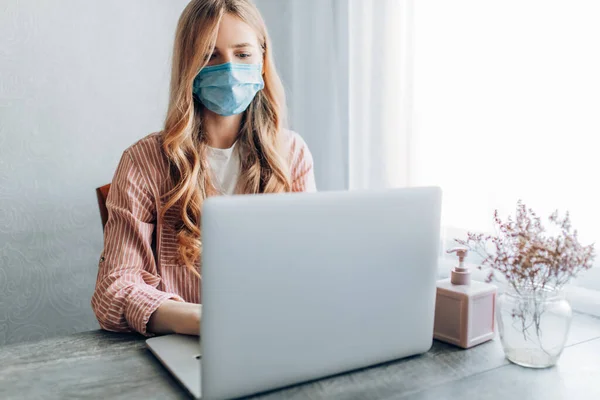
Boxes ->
[433,247,497,348]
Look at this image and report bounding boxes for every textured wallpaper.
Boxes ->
[0,0,190,346]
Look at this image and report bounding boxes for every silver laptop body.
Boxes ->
[147,186,442,399]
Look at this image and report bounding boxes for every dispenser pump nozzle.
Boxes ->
[446,247,471,285]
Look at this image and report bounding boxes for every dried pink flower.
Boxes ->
[455,200,595,294]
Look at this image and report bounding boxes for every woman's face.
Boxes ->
[206,14,261,66]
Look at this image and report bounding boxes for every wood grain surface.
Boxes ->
[1,313,599,400]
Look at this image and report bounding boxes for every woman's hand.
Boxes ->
[148,300,202,336]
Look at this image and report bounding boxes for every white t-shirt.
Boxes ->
[206,142,240,195]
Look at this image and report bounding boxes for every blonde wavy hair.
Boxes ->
[160,0,291,278]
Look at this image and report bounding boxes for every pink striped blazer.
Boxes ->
[91,130,316,336]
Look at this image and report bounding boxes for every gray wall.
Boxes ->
[0,0,344,346]
[255,0,349,191]
[0,0,190,345]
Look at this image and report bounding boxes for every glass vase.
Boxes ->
[496,284,572,368]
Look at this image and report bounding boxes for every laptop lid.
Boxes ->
[200,186,442,399]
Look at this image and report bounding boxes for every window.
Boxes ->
[412,0,600,292]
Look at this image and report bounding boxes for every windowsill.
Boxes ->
[437,258,600,318]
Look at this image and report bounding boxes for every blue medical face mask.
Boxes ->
[192,62,264,116]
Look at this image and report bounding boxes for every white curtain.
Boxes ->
[255,0,413,191]
[255,0,350,191]
[286,0,350,191]
[348,0,413,190]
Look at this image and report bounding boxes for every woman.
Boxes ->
[91,0,316,337]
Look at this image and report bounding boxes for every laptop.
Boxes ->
[147,186,442,399]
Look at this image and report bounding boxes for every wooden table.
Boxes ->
[1,312,599,400]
